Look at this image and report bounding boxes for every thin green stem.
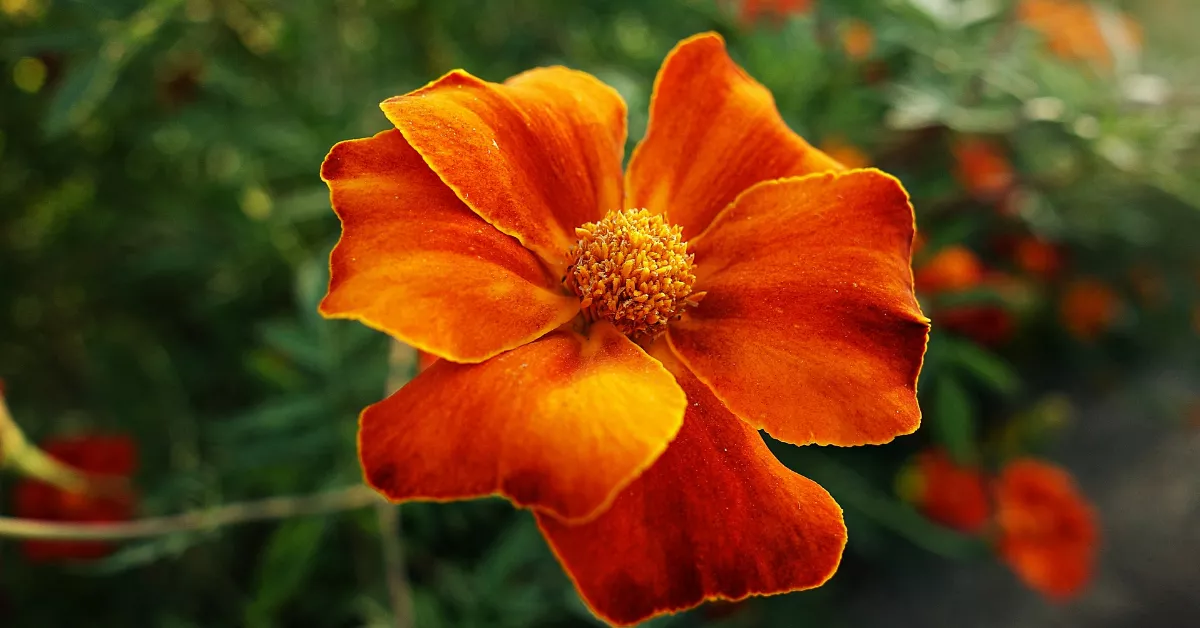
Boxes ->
[0,486,379,541]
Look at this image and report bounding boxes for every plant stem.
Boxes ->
[0,485,379,541]
[0,395,89,493]
[378,340,416,628]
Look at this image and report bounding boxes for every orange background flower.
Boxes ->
[995,459,1098,600]
[841,19,875,60]
[1018,0,1143,68]
[953,138,1015,200]
[1014,237,1065,280]
[1060,278,1120,340]
[911,448,991,533]
[915,245,985,294]
[14,435,137,562]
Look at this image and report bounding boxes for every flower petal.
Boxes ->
[380,67,626,267]
[667,170,929,446]
[319,129,579,363]
[537,346,846,626]
[625,32,841,238]
[358,323,685,522]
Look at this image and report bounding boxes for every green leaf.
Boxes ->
[244,519,328,628]
[273,186,335,224]
[260,321,327,373]
[43,0,185,137]
[945,337,1020,394]
[932,376,978,464]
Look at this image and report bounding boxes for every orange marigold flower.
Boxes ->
[820,136,871,170]
[1060,278,1119,340]
[14,435,137,562]
[940,305,1015,347]
[915,245,985,294]
[953,137,1015,200]
[1018,0,1142,69]
[320,33,929,625]
[995,459,1098,600]
[1013,236,1064,281]
[911,448,991,533]
[841,19,875,60]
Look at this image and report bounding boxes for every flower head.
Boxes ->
[939,305,1016,347]
[1060,278,1120,340]
[953,137,1014,200]
[995,459,1098,600]
[909,448,991,533]
[1013,236,1065,280]
[321,33,928,625]
[14,435,137,562]
[916,245,985,294]
[1018,0,1142,69]
[841,19,875,60]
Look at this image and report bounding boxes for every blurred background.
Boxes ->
[2,0,1199,626]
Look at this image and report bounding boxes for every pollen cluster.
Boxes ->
[564,208,704,341]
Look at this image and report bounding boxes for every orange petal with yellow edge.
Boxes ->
[668,170,929,446]
[319,130,579,363]
[537,345,846,626]
[995,458,1098,600]
[625,32,841,239]
[358,323,686,522]
[380,67,626,268]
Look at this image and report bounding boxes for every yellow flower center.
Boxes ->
[564,208,704,341]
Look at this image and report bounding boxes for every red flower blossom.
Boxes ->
[915,245,985,294]
[321,32,928,624]
[911,448,990,533]
[995,459,1098,600]
[939,305,1015,347]
[14,435,137,562]
[953,138,1015,200]
[841,19,875,60]
[1018,0,1142,69]
[1060,278,1120,340]
[1013,237,1065,281]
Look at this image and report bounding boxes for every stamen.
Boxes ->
[564,209,702,341]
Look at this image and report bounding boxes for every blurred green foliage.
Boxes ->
[2,0,1198,626]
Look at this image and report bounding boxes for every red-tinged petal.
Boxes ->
[359,323,685,522]
[319,129,579,363]
[380,67,626,267]
[626,32,841,238]
[537,346,846,626]
[995,458,1099,600]
[668,170,929,446]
